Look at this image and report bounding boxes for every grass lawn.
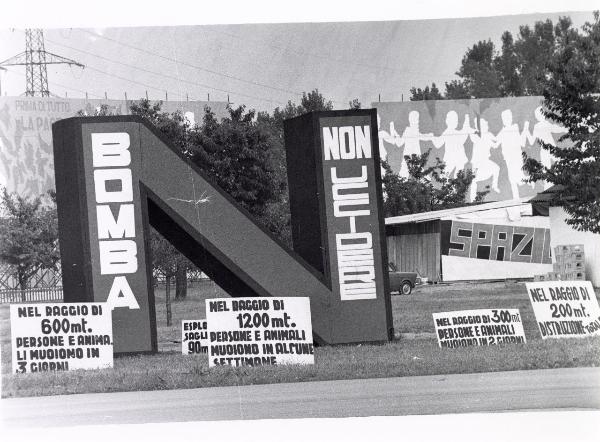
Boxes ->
[2,280,599,398]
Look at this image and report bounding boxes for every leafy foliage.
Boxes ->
[410,15,582,100]
[0,189,59,292]
[409,83,444,101]
[267,88,334,131]
[255,88,335,245]
[450,40,501,99]
[150,228,190,324]
[348,98,362,109]
[523,12,600,233]
[382,151,488,217]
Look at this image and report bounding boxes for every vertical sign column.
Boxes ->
[320,116,386,301]
[285,110,392,343]
[53,120,156,354]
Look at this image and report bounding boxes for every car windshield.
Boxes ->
[388,262,397,272]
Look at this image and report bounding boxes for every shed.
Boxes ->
[385,198,553,282]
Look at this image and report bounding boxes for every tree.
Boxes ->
[494,31,522,96]
[0,189,59,300]
[186,105,280,220]
[150,228,193,325]
[409,15,580,100]
[382,151,488,217]
[269,88,334,130]
[512,19,562,95]
[255,88,336,246]
[410,83,444,101]
[443,79,471,100]
[452,40,502,99]
[348,98,362,109]
[523,12,600,233]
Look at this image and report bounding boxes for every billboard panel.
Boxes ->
[373,96,567,202]
[0,96,228,198]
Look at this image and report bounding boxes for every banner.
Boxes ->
[441,220,551,263]
[10,303,113,373]
[526,281,600,338]
[433,308,526,348]
[440,219,553,281]
[181,319,209,354]
[206,297,314,367]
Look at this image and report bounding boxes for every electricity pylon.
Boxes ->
[0,29,84,97]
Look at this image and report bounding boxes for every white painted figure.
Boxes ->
[523,106,567,190]
[431,111,474,177]
[469,118,501,201]
[495,109,530,199]
[377,114,398,179]
[393,110,433,177]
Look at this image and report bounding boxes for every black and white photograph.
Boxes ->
[0,1,599,441]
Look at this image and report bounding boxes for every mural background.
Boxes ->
[0,96,228,198]
[373,96,567,202]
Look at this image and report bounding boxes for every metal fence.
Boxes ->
[0,287,64,304]
[0,262,62,290]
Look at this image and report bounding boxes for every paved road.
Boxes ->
[1,367,599,427]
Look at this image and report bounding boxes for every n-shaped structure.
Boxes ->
[52,111,392,354]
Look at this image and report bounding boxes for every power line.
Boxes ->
[208,27,411,76]
[77,28,303,97]
[2,66,104,98]
[74,28,350,108]
[43,36,288,105]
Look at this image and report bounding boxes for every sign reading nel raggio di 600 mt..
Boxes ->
[10,303,113,374]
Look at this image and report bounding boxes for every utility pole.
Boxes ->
[0,29,84,97]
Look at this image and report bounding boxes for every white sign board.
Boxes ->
[10,303,113,373]
[206,297,314,367]
[181,319,209,354]
[433,309,526,348]
[526,280,600,338]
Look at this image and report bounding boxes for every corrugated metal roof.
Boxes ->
[385,197,532,225]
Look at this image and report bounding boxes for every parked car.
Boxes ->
[388,262,418,295]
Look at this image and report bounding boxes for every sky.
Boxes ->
[2,2,600,441]
[0,6,596,113]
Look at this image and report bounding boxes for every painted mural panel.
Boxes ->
[0,96,228,198]
[373,96,567,202]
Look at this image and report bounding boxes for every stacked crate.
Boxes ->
[553,244,586,280]
[533,244,586,281]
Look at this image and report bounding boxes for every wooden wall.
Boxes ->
[385,220,441,282]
